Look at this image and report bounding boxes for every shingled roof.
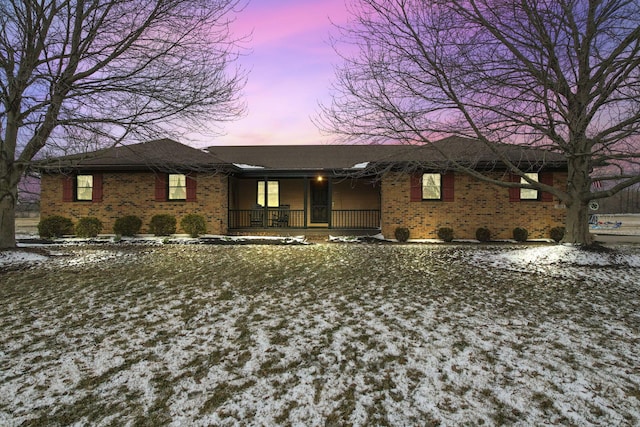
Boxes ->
[38,136,566,173]
[207,137,566,171]
[38,139,225,172]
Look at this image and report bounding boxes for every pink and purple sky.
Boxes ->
[207,0,350,146]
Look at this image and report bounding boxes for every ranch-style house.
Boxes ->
[38,137,568,240]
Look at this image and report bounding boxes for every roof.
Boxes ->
[37,137,567,174]
[38,139,225,172]
[207,137,566,171]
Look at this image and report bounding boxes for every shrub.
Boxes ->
[550,226,565,243]
[476,227,491,242]
[75,217,103,238]
[513,227,529,242]
[181,214,207,237]
[437,227,454,242]
[394,227,410,242]
[149,214,176,236]
[38,215,74,238]
[113,215,142,236]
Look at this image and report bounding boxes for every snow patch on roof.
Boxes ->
[233,163,265,169]
[350,162,369,169]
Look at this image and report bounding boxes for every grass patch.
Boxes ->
[0,244,639,425]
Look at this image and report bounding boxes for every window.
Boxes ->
[76,175,93,201]
[155,173,196,202]
[257,181,279,207]
[63,174,102,203]
[422,173,442,200]
[411,172,454,202]
[168,174,187,200]
[520,173,539,200]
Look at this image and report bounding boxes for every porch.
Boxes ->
[228,176,381,231]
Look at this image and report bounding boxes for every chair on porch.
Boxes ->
[250,204,264,227]
[271,204,290,227]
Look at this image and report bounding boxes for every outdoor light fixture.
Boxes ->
[316,176,324,182]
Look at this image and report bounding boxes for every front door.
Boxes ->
[310,179,329,223]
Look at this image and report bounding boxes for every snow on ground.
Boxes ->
[0,249,48,266]
[1,243,639,426]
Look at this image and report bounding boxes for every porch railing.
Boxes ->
[228,209,380,229]
[229,209,305,229]
[331,210,380,229]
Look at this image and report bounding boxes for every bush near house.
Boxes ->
[476,227,491,242]
[113,216,143,237]
[513,227,529,242]
[76,217,103,238]
[550,226,566,243]
[395,227,410,242]
[149,214,177,236]
[437,227,454,242]
[181,214,207,238]
[38,215,74,238]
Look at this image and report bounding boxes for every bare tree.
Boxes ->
[318,0,640,245]
[0,0,246,248]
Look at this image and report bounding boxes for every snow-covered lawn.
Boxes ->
[1,243,639,426]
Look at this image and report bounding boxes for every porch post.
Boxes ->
[328,178,333,229]
[262,177,268,227]
[303,177,308,228]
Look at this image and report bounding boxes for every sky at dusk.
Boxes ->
[206,0,350,147]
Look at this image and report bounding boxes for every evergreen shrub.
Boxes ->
[181,214,207,237]
[113,215,142,236]
[550,226,565,242]
[513,227,529,242]
[437,227,454,242]
[395,227,410,242]
[75,217,103,237]
[476,227,491,242]
[149,214,176,236]
[38,215,74,238]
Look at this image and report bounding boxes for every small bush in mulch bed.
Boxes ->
[38,215,74,238]
[394,227,410,242]
[550,226,565,243]
[149,214,177,236]
[476,227,491,242]
[76,217,103,238]
[180,214,207,238]
[437,227,454,242]
[513,227,529,242]
[113,215,142,237]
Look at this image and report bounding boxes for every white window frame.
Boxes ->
[422,173,442,200]
[520,173,539,200]
[168,174,187,200]
[257,180,279,207]
[76,175,93,201]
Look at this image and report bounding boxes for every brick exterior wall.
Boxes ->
[40,172,228,235]
[380,171,567,240]
[40,169,566,240]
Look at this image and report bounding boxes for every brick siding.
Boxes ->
[40,172,228,235]
[41,170,567,240]
[381,171,567,240]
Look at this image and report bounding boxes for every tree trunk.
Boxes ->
[561,154,595,245]
[563,198,593,245]
[0,182,17,249]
